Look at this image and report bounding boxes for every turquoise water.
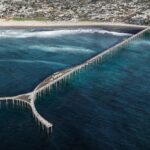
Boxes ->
[0,28,130,96]
[35,32,150,150]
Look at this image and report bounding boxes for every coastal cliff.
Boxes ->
[0,0,149,25]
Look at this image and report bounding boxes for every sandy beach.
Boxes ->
[0,19,148,29]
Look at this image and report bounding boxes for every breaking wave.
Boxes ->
[0,29,132,38]
[0,59,66,66]
[30,45,94,53]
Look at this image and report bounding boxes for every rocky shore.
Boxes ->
[0,0,149,25]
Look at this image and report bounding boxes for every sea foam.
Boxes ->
[0,59,66,66]
[0,29,132,38]
[30,45,94,54]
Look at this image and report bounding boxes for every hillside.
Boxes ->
[0,0,149,25]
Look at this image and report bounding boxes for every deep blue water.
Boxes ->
[0,28,149,150]
[35,32,150,150]
[0,28,129,96]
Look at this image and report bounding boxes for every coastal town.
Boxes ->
[0,0,149,25]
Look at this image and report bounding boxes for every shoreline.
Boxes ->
[0,19,148,29]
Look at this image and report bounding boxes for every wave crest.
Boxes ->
[0,29,132,38]
[0,59,66,66]
[30,45,94,53]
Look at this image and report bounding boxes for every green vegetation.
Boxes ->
[78,18,101,22]
[13,17,49,21]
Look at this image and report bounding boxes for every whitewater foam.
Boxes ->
[0,29,132,38]
[30,45,94,53]
[0,59,66,66]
